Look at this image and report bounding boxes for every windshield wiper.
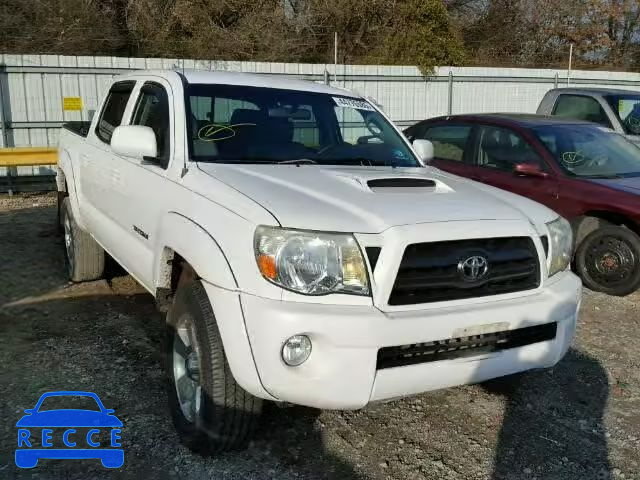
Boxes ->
[277,158,318,165]
[197,158,278,164]
[316,157,377,167]
[580,173,622,179]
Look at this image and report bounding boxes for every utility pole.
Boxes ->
[567,43,573,87]
[334,32,338,84]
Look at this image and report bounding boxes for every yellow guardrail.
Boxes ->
[0,147,58,167]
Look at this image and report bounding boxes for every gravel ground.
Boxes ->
[0,192,639,480]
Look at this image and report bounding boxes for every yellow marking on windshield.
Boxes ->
[197,123,256,142]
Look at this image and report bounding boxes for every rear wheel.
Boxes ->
[575,225,640,296]
[61,197,104,282]
[166,280,262,453]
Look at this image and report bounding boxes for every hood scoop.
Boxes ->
[367,177,437,192]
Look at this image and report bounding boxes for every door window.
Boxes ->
[604,95,640,134]
[552,94,612,128]
[131,83,171,164]
[422,125,472,162]
[475,126,546,172]
[95,81,135,144]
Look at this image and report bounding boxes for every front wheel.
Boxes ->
[166,280,262,453]
[575,225,640,296]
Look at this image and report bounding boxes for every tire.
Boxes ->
[56,191,66,234]
[575,225,640,296]
[166,280,262,453]
[61,197,105,282]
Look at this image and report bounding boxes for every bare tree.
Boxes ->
[0,0,127,55]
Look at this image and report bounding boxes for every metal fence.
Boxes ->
[3,53,640,177]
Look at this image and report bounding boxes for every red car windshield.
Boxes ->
[534,125,640,179]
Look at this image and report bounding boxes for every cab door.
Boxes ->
[471,124,560,210]
[79,80,137,251]
[108,79,175,287]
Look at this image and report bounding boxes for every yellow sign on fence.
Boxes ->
[63,97,83,111]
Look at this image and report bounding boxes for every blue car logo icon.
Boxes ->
[15,391,123,468]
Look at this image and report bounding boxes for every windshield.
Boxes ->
[604,94,640,135]
[534,124,640,178]
[186,84,418,167]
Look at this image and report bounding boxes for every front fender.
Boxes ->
[152,213,274,400]
[153,212,237,291]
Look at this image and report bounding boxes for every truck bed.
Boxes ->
[62,121,92,138]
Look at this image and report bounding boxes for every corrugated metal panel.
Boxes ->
[1,53,640,157]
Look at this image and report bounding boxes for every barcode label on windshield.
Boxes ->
[333,96,376,111]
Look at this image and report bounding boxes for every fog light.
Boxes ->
[282,335,312,366]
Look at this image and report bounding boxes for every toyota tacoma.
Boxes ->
[57,69,581,452]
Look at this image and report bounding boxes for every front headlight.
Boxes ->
[254,226,370,296]
[546,216,573,277]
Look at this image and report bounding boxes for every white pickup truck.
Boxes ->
[57,69,581,452]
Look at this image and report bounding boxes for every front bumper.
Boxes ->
[204,271,581,409]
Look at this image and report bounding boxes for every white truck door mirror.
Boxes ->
[412,139,434,163]
[111,125,157,160]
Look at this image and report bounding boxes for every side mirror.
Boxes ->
[111,125,157,160]
[24,409,34,414]
[104,409,115,414]
[412,139,434,163]
[514,163,549,178]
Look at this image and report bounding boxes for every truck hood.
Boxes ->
[196,163,554,233]
[625,134,640,146]
[589,176,640,194]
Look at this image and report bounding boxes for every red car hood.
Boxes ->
[589,176,640,195]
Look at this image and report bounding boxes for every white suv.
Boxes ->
[57,69,581,452]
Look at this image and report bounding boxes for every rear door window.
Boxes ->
[95,81,135,144]
[552,94,612,128]
[422,125,472,162]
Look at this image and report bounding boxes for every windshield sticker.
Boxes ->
[333,97,376,112]
[392,149,408,160]
[197,123,256,142]
[561,151,585,166]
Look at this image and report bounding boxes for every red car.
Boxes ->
[404,114,640,296]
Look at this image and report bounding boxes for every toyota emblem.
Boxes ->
[458,255,489,282]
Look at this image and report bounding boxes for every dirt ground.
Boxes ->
[0,192,639,480]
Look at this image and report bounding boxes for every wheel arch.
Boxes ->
[154,213,274,401]
[572,210,640,246]
[152,212,238,309]
[56,149,86,229]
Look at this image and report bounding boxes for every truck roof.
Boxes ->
[118,69,357,97]
[545,87,640,96]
